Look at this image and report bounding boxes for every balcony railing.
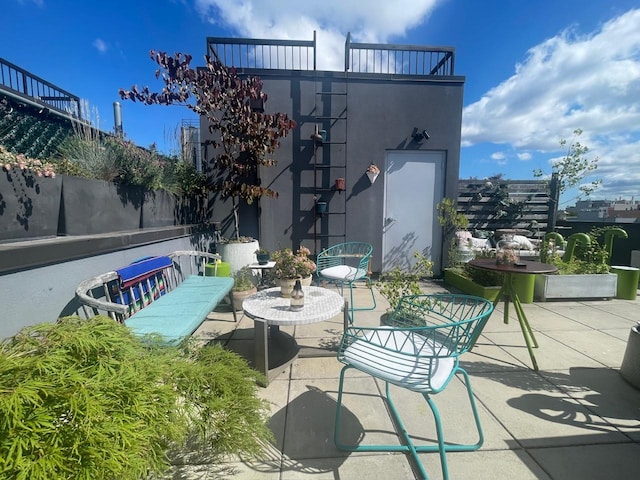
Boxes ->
[0,57,82,118]
[345,33,455,76]
[207,34,316,71]
[207,32,455,76]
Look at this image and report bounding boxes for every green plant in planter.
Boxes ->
[0,316,272,479]
[539,226,620,275]
[233,266,256,292]
[377,252,434,310]
[255,247,271,264]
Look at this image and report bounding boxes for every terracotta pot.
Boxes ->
[231,287,258,311]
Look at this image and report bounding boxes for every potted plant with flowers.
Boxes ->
[293,246,316,285]
[272,247,316,297]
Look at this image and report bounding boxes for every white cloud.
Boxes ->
[194,0,438,70]
[93,38,108,54]
[461,8,640,198]
[190,2,640,199]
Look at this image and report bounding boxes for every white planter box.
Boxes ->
[217,239,260,274]
[534,273,617,301]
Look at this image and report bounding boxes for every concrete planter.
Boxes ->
[142,189,178,228]
[0,167,62,241]
[621,325,640,390]
[534,273,617,301]
[444,269,501,302]
[217,239,260,274]
[60,175,142,235]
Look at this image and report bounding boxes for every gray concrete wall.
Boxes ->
[0,231,215,340]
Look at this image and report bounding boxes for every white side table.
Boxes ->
[248,261,275,289]
[243,286,347,385]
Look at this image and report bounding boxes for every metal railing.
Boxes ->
[345,33,455,76]
[207,33,316,71]
[0,57,82,118]
[206,32,455,76]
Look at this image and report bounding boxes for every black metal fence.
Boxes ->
[207,34,317,71]
[205,32,456,76]
[0,57,82,118]
[345,33,455,75]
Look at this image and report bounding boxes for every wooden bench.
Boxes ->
[76,250,235,345]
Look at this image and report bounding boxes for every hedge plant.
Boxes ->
[0,316,272,479]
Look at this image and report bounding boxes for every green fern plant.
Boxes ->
[0,316,272,479]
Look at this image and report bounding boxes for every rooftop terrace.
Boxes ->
[168,280,640,479]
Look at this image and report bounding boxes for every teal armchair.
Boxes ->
[316,242,376,322]
[334,294,494,479]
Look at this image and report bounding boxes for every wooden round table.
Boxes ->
[467,259,558,370]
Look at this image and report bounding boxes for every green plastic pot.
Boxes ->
[611,266,639,300]
[205,261,232,277]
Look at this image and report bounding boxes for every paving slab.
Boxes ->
[471,369,630,448]
[543,329,628,368]
[192,281,640,479]
[527,442,640,480]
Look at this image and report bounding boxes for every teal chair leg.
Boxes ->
[346,278,376,323]
[334,365,484,480]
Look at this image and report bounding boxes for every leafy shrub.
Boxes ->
[0,144,56,178]
[377,252,434,310]
[55,131,118,181]
[0,316,272,479]
[541,226,613,274]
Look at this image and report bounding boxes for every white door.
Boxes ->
[382,150,445,273]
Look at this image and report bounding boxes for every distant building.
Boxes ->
[569,198,640,222]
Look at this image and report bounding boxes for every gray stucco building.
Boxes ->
[203,33,465,275]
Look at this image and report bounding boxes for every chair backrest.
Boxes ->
[316,242,373,271]
[386,294,494,355]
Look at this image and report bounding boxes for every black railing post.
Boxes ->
[547,172,560,232]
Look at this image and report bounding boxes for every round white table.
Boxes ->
[243,286,346,385]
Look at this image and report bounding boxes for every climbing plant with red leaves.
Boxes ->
[120,51,296,239]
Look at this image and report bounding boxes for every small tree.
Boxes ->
[120,51,296,240]
[534,128,601,199]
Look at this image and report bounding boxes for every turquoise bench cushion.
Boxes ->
[125,275,234,345]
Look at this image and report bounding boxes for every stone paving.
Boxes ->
[179,279,640,480]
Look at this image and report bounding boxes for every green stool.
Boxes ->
[205,261,232,278]
[511,273,535,304]
[611,266,639,300]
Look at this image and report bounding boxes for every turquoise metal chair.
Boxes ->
[316,242,376,322]
[334,294,494,480]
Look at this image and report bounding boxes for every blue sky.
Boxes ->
[3,0,640,205]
